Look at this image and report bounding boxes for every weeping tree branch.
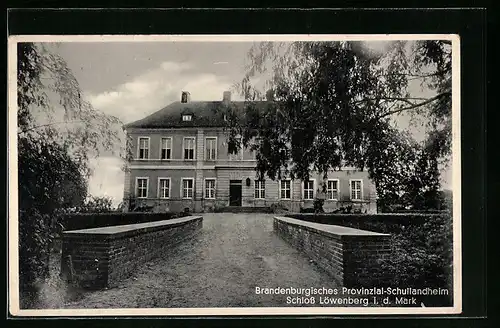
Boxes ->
[374,92,451,120]
[375,71,446,81]
[18,120,88,134]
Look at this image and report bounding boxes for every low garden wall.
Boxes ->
[274,216,391,287]
[286,213,454,306]
[60,215,202,289]
[59,212,185,231]
[286,212,450,231]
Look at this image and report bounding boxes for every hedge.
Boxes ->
[287,213,453,307]
[287,213,450,230]
[58,212,186,232]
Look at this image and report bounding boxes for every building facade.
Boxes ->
[123,91,377,213]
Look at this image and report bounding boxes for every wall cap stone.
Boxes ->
[63,215,202,240]
[274,216,390,238]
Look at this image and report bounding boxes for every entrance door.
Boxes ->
[229,180,242,206]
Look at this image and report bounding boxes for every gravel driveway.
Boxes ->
[54,213,339,308]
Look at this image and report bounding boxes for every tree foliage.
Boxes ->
[16,42,122,302]
[18,136,87,291]
[224,40,452,210]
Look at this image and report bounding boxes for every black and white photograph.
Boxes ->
[8,34,461,316]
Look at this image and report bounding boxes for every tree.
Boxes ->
[224,40,452,210]
[16,42,122,306]
[79,196,115,213]
[18,136,87,293]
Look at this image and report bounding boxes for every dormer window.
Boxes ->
[182,114,192,122]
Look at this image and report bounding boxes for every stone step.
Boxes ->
[224,206,272,213]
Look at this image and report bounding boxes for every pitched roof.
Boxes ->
[124,100,270,129]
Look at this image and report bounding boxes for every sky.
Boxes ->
[53,41,255,205]
[55,42,254,121]
[47,41,451,206]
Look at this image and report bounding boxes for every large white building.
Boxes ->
[122,91,378,213]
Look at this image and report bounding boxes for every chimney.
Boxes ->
[181,91,191,103]
[266,89,274,101]
[223,91,231,103]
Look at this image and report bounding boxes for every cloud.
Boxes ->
[160,61,192,72]
[85,60,239,124]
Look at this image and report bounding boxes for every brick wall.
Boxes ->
[341,235,391,287]
[273,216,391,287]
[61,216,203,289]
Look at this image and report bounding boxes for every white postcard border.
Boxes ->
[8,33,462,316]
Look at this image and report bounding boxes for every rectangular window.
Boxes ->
[158,178,170,199]
[205,137,217,160]
[229,150,242,161]
[182,178,194,199]
[205,179,216,199]
[255,180,265,199]
[251,137,261,160]
[229,137,242,161]
[303,180,315,200]
[160,138,172,160]
[136,178,148,198]
[182,114,192,121]
[184,137,195,160]
[138,137,149,159]
[279,180,291,199]
[327,179,339,200]
[350,180,362,200]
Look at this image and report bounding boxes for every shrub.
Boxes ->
[213,204,227,213]
[300,207,316,213]
[19,209,52,289]
[331,205,354,214]
[132,205,155,212]
[270,203,289,214]
[313,198,325,213]
[79,196,115,213]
